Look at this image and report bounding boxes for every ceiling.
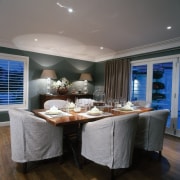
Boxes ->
[1,0,180,62]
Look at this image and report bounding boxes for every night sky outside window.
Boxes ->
[0,53,29,110]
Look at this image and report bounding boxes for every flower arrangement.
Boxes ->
[53,77,71,90]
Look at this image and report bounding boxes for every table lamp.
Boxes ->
[79,73,93,94]
[41,69,57,94]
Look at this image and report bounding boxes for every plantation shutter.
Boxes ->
[0,59,24,105]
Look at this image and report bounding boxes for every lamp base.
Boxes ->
[83,86,88,94]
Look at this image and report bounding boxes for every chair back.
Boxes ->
[8,108,63,163]
[77,98,95,107]
[132,100,151,108]
[113,114,138,168]
[135,109,169,151]
[81,113,138,169]
[44,99,68,109]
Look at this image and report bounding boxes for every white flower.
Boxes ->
[56,80,61,86]
[53,77,71,89]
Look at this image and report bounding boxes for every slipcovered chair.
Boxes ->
[135,109,170,158]
[81,113,139,179]
[44,99,80,167]
[44,99,68,109]
[132,100,151,108]
[8,108,63,172]
[77,98,95,107]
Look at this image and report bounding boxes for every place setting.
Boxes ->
[78,106,113,118]
[39,105,72,118]
[112,101,141,113]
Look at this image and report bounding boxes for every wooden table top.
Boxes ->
[33,107,152,126]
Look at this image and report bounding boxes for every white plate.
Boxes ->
[119,108,134,111]
[45,110,62,115]
[87,111,103,116]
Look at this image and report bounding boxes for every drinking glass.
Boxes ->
[114,99,119,108]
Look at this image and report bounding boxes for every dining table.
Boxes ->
[33,106,152,168]
[33,106,152,126]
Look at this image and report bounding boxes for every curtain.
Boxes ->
[104,58,130,101]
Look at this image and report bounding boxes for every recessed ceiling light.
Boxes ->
[100,46,104,50]
[34,38,38,42]
[166,26,172,30]
[68,8,73,13]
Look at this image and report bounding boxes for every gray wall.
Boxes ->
[94,62,105,92]
[0,47,95,122]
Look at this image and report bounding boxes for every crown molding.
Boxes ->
[1,37,180,62]
[95,37,180,62]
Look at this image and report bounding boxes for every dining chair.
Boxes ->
[81,113,139,179]
[132,100,151,108]
[8,108,63,173]
[76,98,95,107]
[44,99,81,167]
[135,109,170,158]
[44,99,68,109]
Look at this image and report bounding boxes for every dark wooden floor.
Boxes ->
[0,126,180,180]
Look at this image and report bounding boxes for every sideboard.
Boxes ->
[39,94,93,108]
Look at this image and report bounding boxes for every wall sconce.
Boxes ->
[79,73,93,94]
[41,69,57,94]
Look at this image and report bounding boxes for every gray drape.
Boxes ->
[105,59,130,100]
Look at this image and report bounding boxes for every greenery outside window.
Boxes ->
[0,53,29,111]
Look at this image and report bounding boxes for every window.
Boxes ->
[0,53,29,111]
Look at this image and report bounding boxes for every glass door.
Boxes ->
[151,62,173,129]
[177,65,180,136]
[170,58,180,136]
[131,64,147,101]
[130,56,180,137]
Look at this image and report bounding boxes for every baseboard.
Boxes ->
[0,121,10,126]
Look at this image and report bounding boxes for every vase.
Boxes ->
[57,87,68,95]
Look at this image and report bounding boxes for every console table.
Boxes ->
[39,94,93,108]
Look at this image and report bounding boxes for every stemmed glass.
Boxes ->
[106,98,113,112]
[65,98,71,112]
[113,99,120,108]
[120,97,126,107]
[84,103,91,112]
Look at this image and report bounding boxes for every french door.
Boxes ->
[130,55,180,137]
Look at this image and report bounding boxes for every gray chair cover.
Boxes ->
[81,113,139,169]
[77,98,95,107]
[135,109,170,152]
[8,108,63,163]
[44,99,68,109]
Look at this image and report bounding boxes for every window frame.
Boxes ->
[0,53,29,111]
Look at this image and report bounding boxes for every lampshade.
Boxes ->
[41,70,57,79]
[79,73,93,81]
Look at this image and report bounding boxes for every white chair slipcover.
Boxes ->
[132,100,151,108]
[8,108,63,167]
[44,99,68,109]
[77,98,95,107]
[135,109,169,155]
[44,99,79,166]
[81,113,138,170]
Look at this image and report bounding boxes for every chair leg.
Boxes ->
[110,169,115,180]
[158,150,162,160]
[17,162,28,174]
[58,155,64,164]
